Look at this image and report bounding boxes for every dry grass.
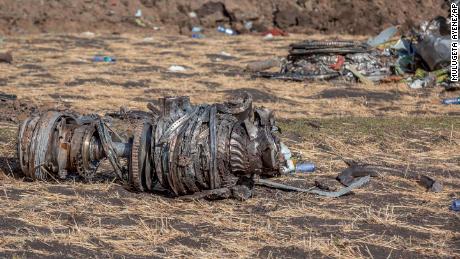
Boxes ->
[0,32,459,258]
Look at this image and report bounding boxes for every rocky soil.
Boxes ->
[0,0,449,35]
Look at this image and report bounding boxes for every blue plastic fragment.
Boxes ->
[192,33,205,39]
[442,97,460,105]
[295,162,315,173]
[451,200,460,211]
[92,56,116,63]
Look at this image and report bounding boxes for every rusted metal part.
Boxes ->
[20,112,78,180]
[17,116,39,177]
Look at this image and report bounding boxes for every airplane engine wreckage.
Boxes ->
[259,40,393,83]
[255,13,457,90]
[17,95,369,200]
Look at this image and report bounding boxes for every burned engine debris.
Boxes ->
[257,40,393,83]
[17,95,368,200]
[255,13,457,90]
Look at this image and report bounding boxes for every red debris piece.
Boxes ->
[330,55,345,71]
[262,28,288,37]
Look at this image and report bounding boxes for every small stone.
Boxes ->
[231,185,252,201]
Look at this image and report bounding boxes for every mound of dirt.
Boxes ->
[0,93,38,123]
[0,0,448,35]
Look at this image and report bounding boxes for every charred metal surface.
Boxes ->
[256,11,457,87]
[258,40,394,82]
[16,95,288,199]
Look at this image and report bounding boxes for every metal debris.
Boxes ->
[17,95,369,199]
[337,165,379,186]
[255,12,458,89]
[256,176,370,198]
[418,175,443,193]
[257,40,393,82]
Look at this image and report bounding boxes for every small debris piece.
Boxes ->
[262,28,288,37]
[188,12,197,18]
[81,31,95,38]
[280,142,295,174]
[191,26,202,33]
[217,26,236,35]
[142,37,154,42]
[92,56,116,63]
[295,162,315,173]
[367,26,398,47]
[330,55,345,71]
[0,51,13,63]
[314,179,338,191]
[220,51,232,57]
[168,65,186,72]
[192,33,205,39]
[418,175,443,192]
[451,200,460,211]
[244,21,253,31]
[337,165,379,186]
[135,9,142,18]
[442,97,460,105]
[134,18,146,27]
[263,34,274,40]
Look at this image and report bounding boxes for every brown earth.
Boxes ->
[0,0,449,36]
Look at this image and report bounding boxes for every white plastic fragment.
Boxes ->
[142,37,154,42]
[135,9,142,18]
[220,51,232,57]
[263,33,274,41]
[168,65,187,72]
[81,31,95,38]
[280,142,295,174]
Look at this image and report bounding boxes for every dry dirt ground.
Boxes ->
[0,32,459,258]
[0,0,447,35]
